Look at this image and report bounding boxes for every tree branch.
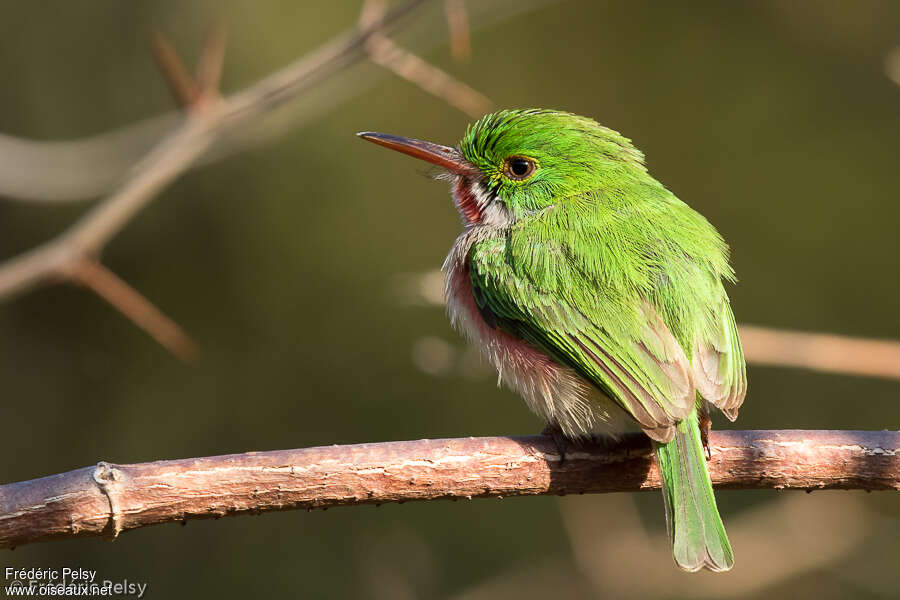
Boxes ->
[1,430,896,550]
[0,0,504,361]
[0,0,557,204]
[360,0,492,117]
[0,0,458,360]
[70,259,197,361]
[738,325,900,381]
[0,0,430,301]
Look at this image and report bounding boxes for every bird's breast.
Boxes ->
[444,256,558,387]
[442,233,551,383]
[442,239,617,438]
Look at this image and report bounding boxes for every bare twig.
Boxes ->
[445,0,472,62]
[361,0,492,117]
[365,34,492,117]
[0,0,557,204]
[0,0,497,359]
[0,430,896,550]
[0,0,434,358]
[70,259,197,361]
[739,325,900,381]
[0,112,217,300]
[885,45,900,87]
[0,0,429,296]
[149,31,202,108]
[151,25,226,110]
[195,25,227,100]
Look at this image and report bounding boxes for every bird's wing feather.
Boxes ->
[468,236,695,442]
[692,298,746,420]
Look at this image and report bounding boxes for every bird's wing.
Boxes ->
[468,237,696,443]
[692,297,747,420]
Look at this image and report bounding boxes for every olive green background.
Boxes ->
[1,1,898,598]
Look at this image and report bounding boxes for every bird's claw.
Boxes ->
[541,423,570,463]
[699,412,712,460]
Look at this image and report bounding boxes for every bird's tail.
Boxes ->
[654,408,734,572]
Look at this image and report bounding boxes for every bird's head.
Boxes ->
[358,109,647,227]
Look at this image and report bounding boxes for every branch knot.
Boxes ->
[92,461,124,540]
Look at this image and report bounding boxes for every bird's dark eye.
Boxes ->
[503,156,537,181]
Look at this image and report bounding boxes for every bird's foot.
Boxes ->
[699,412,712,460]
[541,423,570,463]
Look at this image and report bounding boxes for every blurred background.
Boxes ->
[1,1,899,598]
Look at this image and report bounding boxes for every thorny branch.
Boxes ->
[0,430,896,550]
[0,1,551,204]
[361,0,492,117]
[0,0,486,358]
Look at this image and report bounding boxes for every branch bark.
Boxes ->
[1,430,896,550]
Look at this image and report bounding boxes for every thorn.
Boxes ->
[541,422,569,463]
[149,31,200,108]
[359,0,491,118]
[363,34,492,118]
[444,0,471,62]
[196,24,227,99]
[358,0,386,28]
[69,259,198,363]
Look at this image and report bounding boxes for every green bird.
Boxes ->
[358,109,746,572]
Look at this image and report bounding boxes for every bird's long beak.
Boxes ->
[356,131,474,174]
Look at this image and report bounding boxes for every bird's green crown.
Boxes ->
[459,109,648,217]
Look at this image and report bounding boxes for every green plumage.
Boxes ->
[361,109,747,572]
